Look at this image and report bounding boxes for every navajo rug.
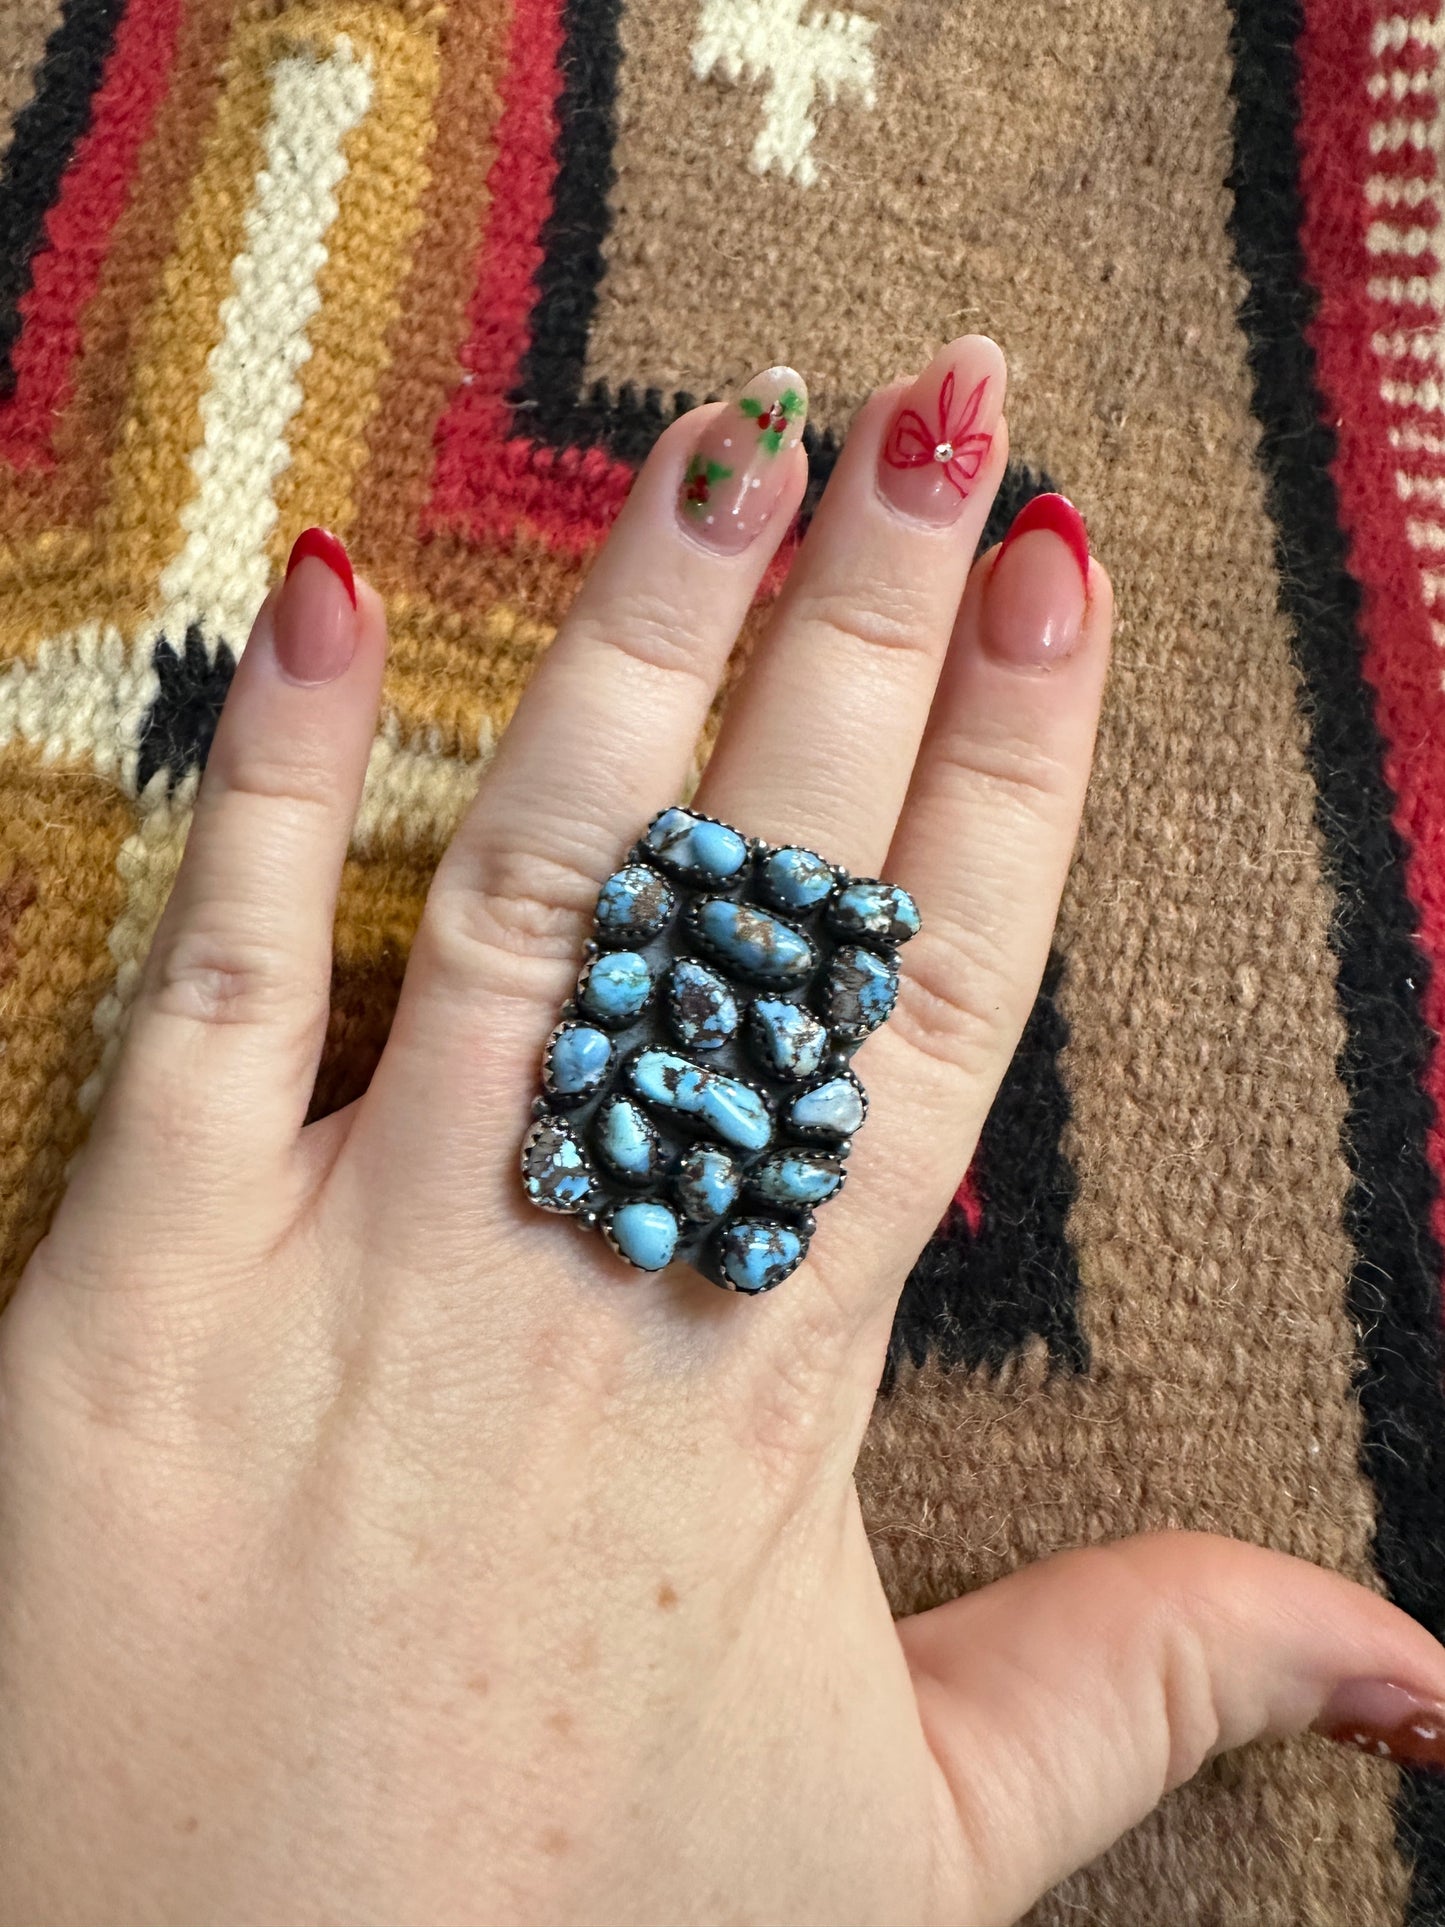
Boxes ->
[3,0,1445,1918]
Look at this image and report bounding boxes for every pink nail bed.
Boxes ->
[678,367,808,553]
[876,348,1001,526]
[274,526,359,685]
[981,493,1091,667]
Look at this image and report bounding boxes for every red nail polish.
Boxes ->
[998,493,1090,587]
[286,526,357,607]
[1317,1680,1445,1773]
[981,493,1090,667]
[274,528,360,685]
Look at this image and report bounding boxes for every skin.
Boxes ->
[2,337,1443,1926]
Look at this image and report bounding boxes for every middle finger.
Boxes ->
[696,336,1008,874]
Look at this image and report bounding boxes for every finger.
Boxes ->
[73,530,386,1231]
[696,335,1007,874]
[899,1531,1445,1927]
[389,371,808,1057]
[358,374,810,1213]
[810,497,1114,1321]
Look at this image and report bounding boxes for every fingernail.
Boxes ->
[275,527,359,684]
[1317,1679,1445,1772]
[980,493,1091,666]
[877,341,1003,526]
[677,366,807,553]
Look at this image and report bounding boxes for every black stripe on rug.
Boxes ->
[0,0,125,400]
[888,946,1088,1388]
[1225,1,1445,1912]
[511,0,846,507]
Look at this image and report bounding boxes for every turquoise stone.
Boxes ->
[664,958,739,1050]
[644,806,748,882]
[629,1049,773,1153]
[718,1219,805,1294]
[747,1148,845,1210]
[545,1022,611,1098]
[820,944,898,1039]
[786,1074,865,1141]
[674,1145,741,1223]
[606,1199,679,1272]
[828,879,921,947]
[759,846,835,912]
[593,1096,661,1182]
[578,950,653,1026]
[595,863,676,943]
[692,898,815,983]
[748,996,828,1081]
[520,1116,597,1213]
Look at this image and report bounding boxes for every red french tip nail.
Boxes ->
[285,526,357,608]
[998,492,1090,587]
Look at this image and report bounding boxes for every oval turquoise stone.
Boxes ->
[828,879,921,947]
[820,944,898,1039]
[545,1022,611,1098]
[747,1148,845,1210]
[748,996,828,1081]
[786,1074,866,1141]
[674,1145,741,1222]
[578,950,653,1026]
[664,958,739,1050]
[692,898,815,983]
[759,846,835,912]
[595,863,676,943]
[593,1096,661,1182]
[718,1219,805,1294]
[520,1116,597,1213]
[644,806,748,882]
[606,1199,679,1272]
[629,1049,772,1153]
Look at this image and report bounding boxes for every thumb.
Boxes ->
[899,1531,1445,1926]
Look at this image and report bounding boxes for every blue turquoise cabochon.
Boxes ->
[521,806,918,1293]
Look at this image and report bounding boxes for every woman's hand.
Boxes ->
[2,337,1442,1927]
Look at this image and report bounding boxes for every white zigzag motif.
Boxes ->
[692,0,877,188]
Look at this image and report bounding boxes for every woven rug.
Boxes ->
[3,0,1445,1917]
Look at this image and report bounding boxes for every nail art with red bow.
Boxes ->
[878,347,1002,525]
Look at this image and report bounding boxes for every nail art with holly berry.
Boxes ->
[678,365,808,554]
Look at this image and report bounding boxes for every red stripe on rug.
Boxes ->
[425,0,632,556]
[1298,0,1445,1296]
[952,1164,984,1238]
[0,0,182,471]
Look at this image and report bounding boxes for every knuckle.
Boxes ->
[211,744,340,817]
[146,921,324,1031]
[790,577,942,663]
[886,926,1033,1083]
[732,1264,874,1489]
[932,724,1078,822]
[565,586,718,690]
[426,840,601,978]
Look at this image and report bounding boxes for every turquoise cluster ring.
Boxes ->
[519,807,920,1295]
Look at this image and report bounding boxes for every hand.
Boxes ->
[2,338,1442,1927]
